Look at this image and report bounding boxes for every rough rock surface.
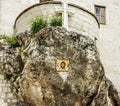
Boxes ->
[12,27,120,106]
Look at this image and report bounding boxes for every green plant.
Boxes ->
[5,37,20,48]
[31,15,47,34]
[5,73,13,80]
[0,34,6,39]
[0,35,20,48]
[50,15,62,27]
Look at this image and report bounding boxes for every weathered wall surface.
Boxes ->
[68,4,99,40]
[0,0,39,35]
[14,3,61,34]
[0,74,17,106]
[14,2,99,40]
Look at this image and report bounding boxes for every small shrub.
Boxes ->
[50,15,62,27]
[0,35,6,39]
[31,15,47,34]
[5,37,20,48]
[0,35,20,48]
[5,73,13,80]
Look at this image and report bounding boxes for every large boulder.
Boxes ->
[15,27,120,106]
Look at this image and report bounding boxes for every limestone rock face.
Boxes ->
[15,27,120,106]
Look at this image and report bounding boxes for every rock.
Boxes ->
[1,48,24,78]
[13,27,120,106]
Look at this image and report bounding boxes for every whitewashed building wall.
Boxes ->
[0,0,39,35]
[90,0,120,93]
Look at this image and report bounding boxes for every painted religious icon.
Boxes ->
[56,59,69,71]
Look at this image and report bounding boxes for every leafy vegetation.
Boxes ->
[0,35,20,48]
[31,15,47,34]
[5,73,13,80]
[50,15,62,27]
[30,15,62,34]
